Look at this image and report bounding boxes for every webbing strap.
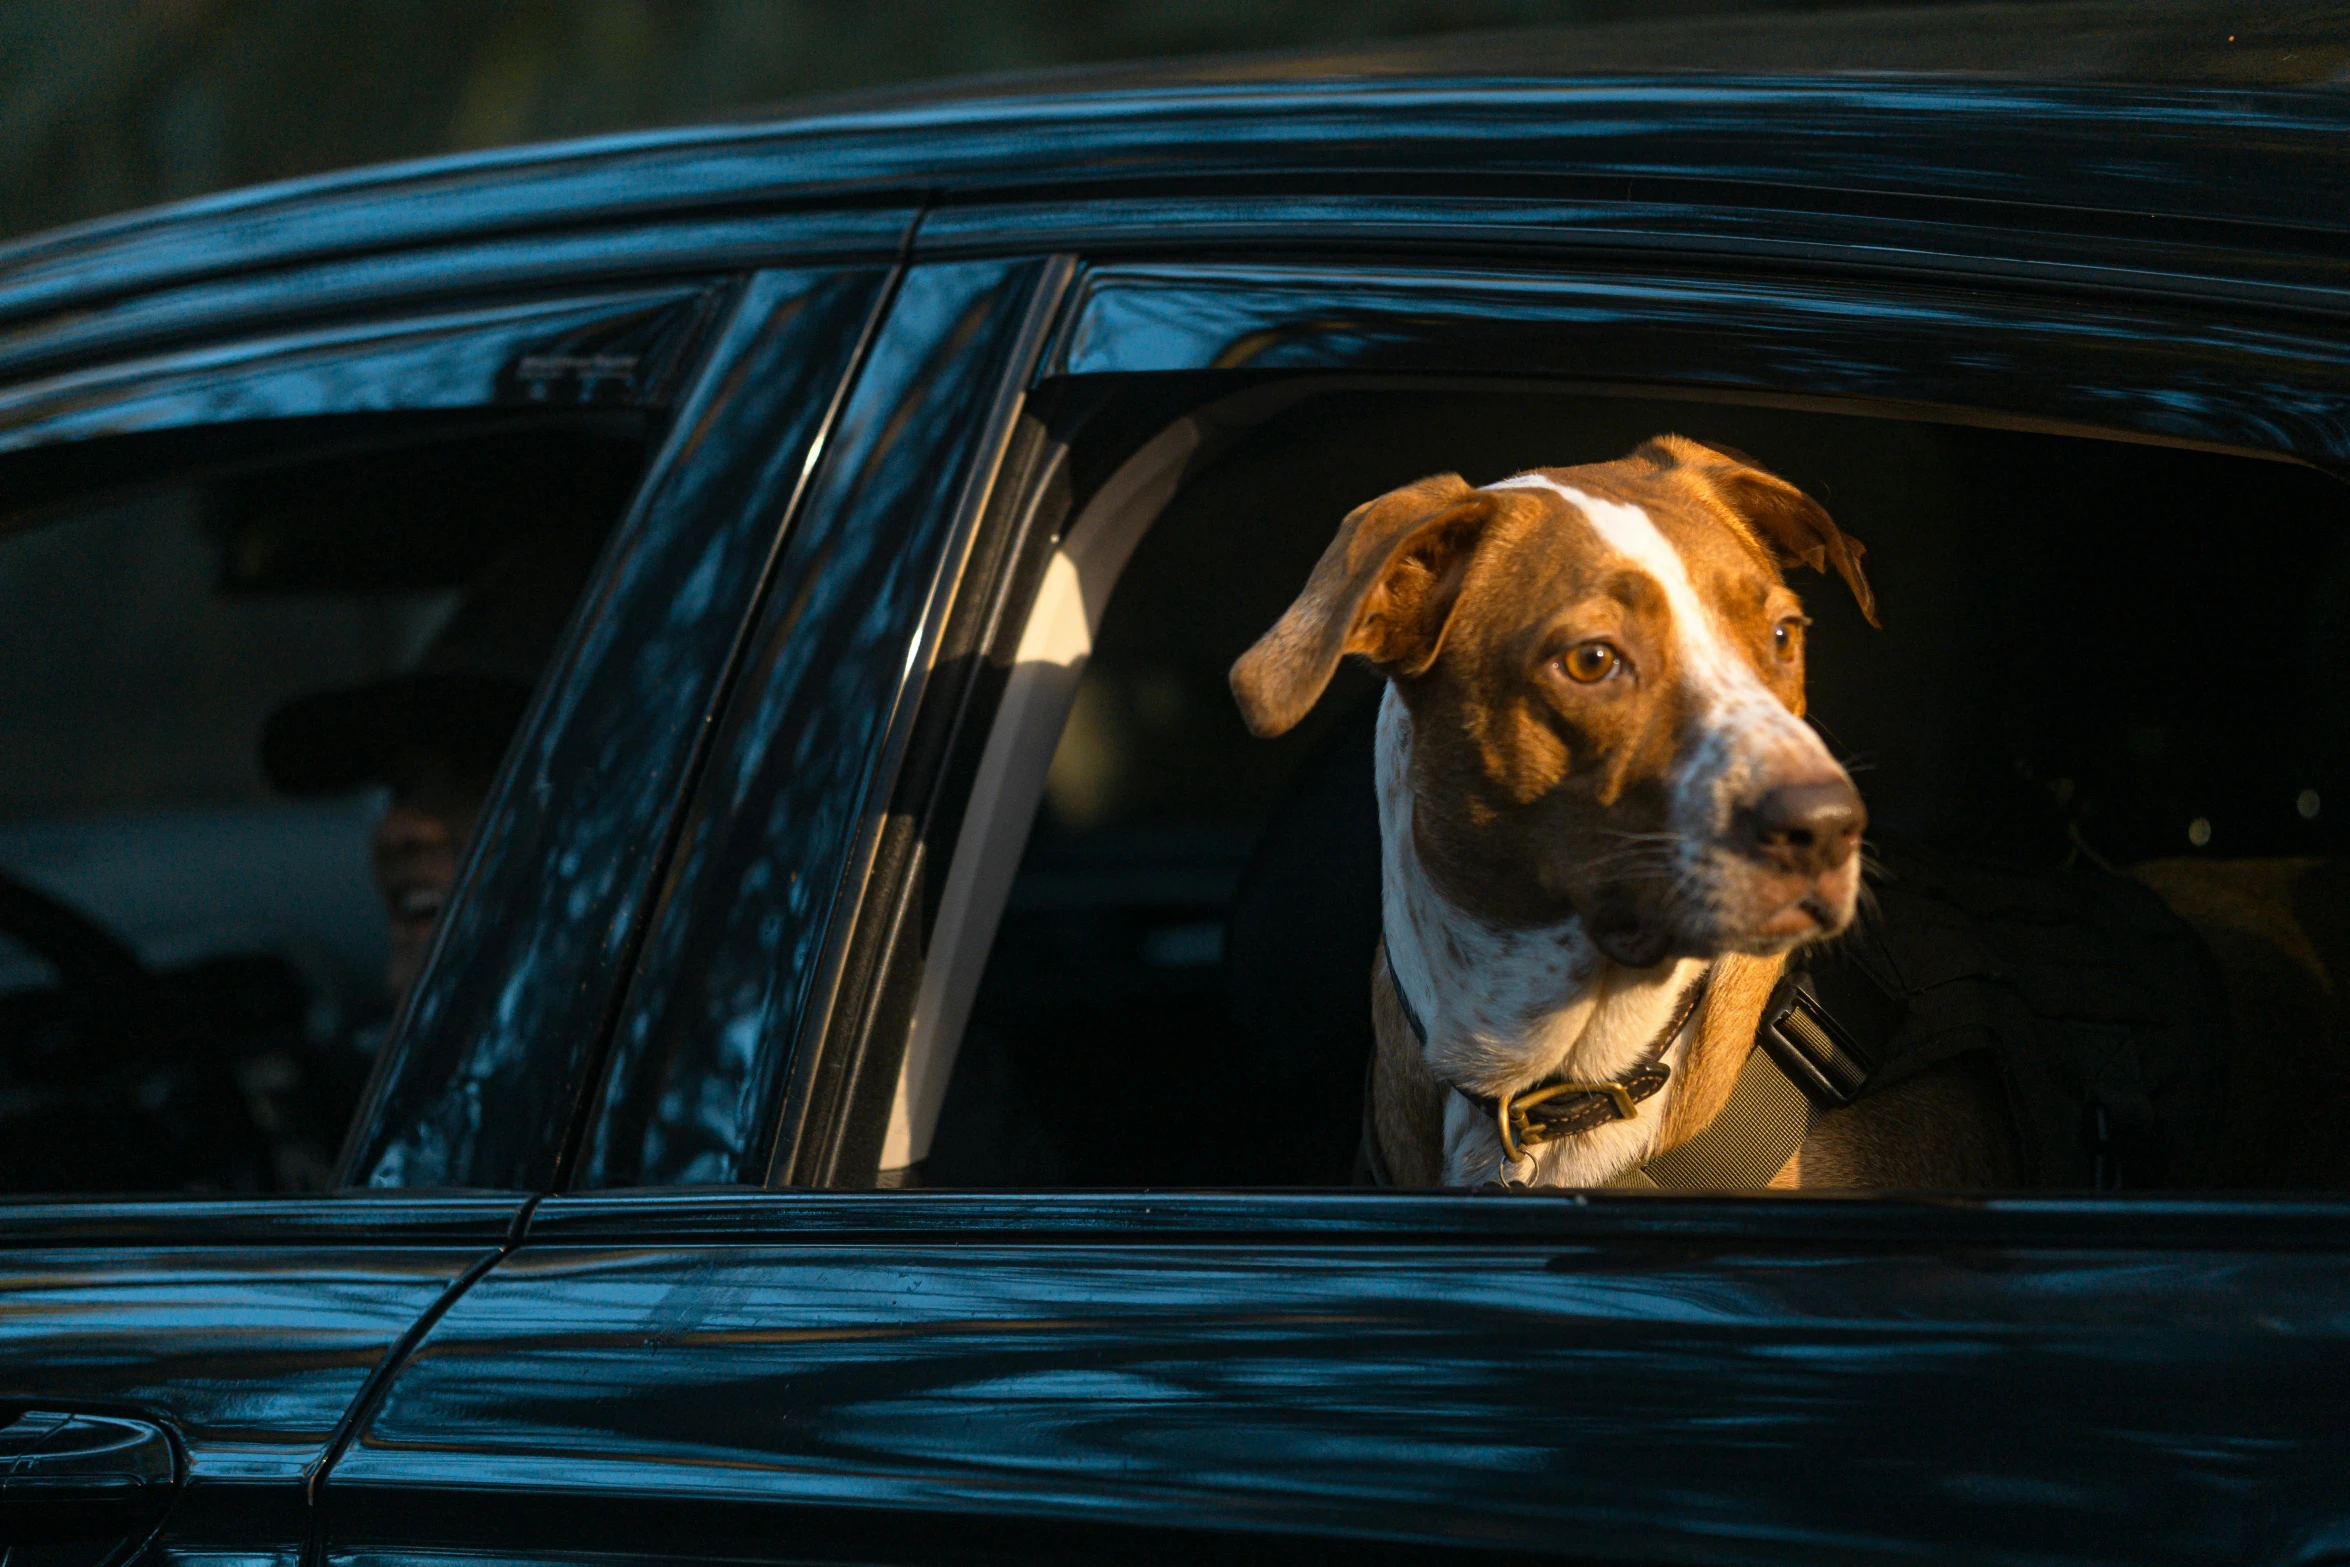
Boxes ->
[1610,1040,1812,1189]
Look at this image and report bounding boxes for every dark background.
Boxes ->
[6,0,2343,246]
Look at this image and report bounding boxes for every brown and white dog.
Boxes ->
[1232,436,2012,1189]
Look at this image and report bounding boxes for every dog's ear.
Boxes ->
[1231,472,1499,738]
[1655,436,1880,628]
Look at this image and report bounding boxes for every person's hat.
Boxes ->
[261,531,600,797]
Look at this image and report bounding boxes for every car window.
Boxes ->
[572,258,1066,1191]
[337,264,902,1193]
[0,417,645,1192]
[890,382,2350,1193]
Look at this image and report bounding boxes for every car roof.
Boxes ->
[3,46,2347,357]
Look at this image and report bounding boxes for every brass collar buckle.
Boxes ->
[1474,971,1708,1165]
[1494,1077,1643,1164]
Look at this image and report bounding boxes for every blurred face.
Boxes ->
[372,754,490,1004]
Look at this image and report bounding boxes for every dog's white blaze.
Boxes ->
[1488,474,1770,725]
[1486,473,1835,850]
[1377,687,1705,1186]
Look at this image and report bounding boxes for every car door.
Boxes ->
[325,153,2350,1567]
[0,219,903,1567]
[315,253,1093,1565]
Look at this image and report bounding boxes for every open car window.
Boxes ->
[882,381,2350,1193]
[0,415,646,1192]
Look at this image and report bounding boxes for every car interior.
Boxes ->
[0,413,646,1192]
[9,376,2348,1199]
[905,380,2350,1191]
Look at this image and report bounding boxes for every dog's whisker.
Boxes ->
[1583,848,1681,864]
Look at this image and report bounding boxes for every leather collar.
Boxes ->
[1383,938,1711,1164]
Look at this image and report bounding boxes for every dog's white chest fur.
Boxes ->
[1376,688,1704,1186]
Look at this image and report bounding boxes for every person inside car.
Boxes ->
[261,531,597,1011]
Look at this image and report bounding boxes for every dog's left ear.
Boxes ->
[1656,436,1880,628]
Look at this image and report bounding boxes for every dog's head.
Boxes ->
[1232,435,1878,968]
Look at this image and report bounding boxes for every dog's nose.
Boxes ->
[1751,778,1865,875]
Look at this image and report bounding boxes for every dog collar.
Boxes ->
[1383,939,1711,1164]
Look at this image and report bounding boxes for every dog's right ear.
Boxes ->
[1652,435,1879,628]
[1230,473,1498,738]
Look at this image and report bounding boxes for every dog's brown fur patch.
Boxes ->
[1652,951,1786,1154]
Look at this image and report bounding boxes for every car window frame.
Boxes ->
[0,286,714,464]
[565,256,1078,1192]
[336,260,908,1192]
[792,247,2350,1198]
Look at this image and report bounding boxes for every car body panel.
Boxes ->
[0,209,911,389]
[328,1192,2350,1566]
[5,81,2348,362]
[912,191,2350,325]
[0,1196,522,1565]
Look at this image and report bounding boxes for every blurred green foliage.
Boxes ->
[0,0,1722,239]
[4,0,2342,242]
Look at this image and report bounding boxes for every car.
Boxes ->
[4,51,2350,1567]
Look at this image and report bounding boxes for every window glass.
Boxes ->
[0,420,643,1192]
[575,257,1056,1192]
[917,386,2350,1193]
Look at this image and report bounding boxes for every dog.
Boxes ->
[1231,436,2016,1189]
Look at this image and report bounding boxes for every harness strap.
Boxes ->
[1608,1039,1812,1189]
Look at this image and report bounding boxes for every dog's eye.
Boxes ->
[1558,642,1622,684]
[1772,617,1807,659]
